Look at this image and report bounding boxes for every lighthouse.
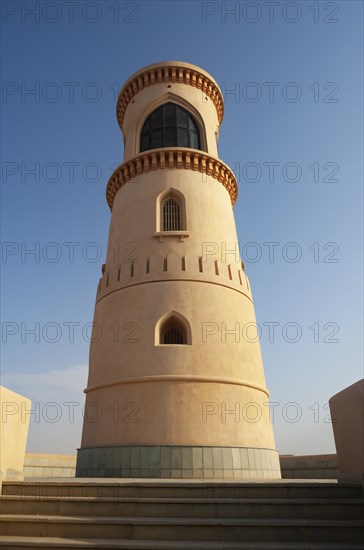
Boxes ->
[76,61,281,479]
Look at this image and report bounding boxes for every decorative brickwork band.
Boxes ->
[117,63,224,129]
[106,148,238,210]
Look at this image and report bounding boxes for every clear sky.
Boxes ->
[1,0,363,456]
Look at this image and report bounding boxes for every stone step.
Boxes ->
[1,495,364,519]
[2,537,364,550]
[1,515,363,543]
[3,480,362,500]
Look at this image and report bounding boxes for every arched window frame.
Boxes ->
[162,197,181,231]
[135,94,207,156]
[155,311,192,346]
[154,188,188,241]
[140,102,200,152]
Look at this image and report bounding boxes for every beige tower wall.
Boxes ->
[120,61,221,161]
[77,62,280,479]
[105,169,239,265]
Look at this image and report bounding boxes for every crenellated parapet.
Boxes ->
[96,252,251,303]
[106,148,238,210]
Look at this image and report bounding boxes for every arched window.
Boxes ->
[156,189,187,235]
[140,102,200,152]
[163,198,181,231]
[160,317,187,345]
[156,311,192,346]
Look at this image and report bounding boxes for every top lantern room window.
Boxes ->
[140,103,201,152]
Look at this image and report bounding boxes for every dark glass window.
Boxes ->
[140,103,201,152]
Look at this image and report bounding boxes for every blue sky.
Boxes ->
[1,0,363,455]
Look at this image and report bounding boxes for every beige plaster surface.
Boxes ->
[0,386,31,485]
[329,379,364,485]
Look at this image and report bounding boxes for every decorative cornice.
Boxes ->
[106,148,238,210]
[117,63,224,129]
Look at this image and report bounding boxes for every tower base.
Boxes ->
[76,445,281,479]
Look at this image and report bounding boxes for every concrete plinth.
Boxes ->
[76,445,281,479]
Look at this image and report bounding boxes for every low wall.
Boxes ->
[280,454,338,479]
[0,386,31,486]
[24,453,76,478]
[23,452,338,480]
[330,379,364,485]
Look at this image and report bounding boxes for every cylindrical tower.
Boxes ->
[76,61,281,479]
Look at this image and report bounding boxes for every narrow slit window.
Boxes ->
[163,327,184,345]
[163,198,181,231]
